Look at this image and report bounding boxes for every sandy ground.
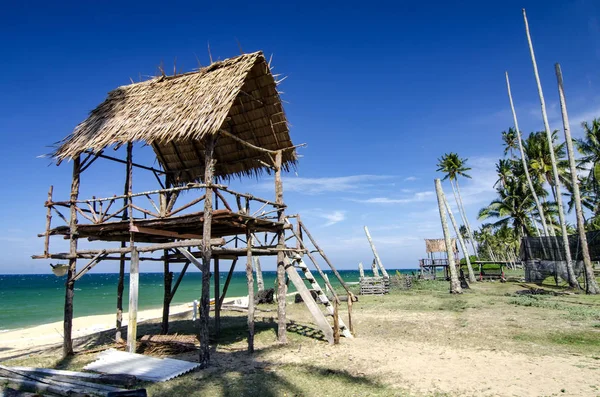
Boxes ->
[0,303,193,358]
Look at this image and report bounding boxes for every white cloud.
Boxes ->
[260,175,394,195]
[352,191,434,204]
[320,210,346,227]
[404,176,418,181]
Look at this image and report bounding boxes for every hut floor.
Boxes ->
[47,209,283,243]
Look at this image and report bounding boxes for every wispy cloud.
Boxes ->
[404,176,418,182]
[259,175,394,195]
[320,210,346,227]
[352,191,434,204]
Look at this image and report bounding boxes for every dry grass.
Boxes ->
[3,277,600,396]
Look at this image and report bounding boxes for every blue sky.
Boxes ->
[1,0,600,273]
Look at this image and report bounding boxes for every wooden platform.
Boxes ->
[46,209,284,243]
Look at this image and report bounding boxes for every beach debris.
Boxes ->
[138,334,198,356]
[256,288,275,304]
[0,364,130,396]
[84,349,200,382]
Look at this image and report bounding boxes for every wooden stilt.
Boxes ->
[219,258,238,309]
[63,156,81,357]
[199,136,215,368]
[364,226,389,278]
[44,186,53,257]
[333,300,340,345]
[116,147,132,343]
[127,247,139,352]
[214,257,220,335]
[246,232,255,352]
[275,150,287,343]
[254,257,265,293]
[161,249,171,335]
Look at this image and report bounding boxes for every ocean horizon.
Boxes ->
[0,269,417,331]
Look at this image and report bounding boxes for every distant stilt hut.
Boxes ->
[419,238,459,280]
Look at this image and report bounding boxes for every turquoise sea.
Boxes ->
[0,269,416,331]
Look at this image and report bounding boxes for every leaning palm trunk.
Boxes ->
[443,194,477,282]
[505,71,550,238]
[435,179,462,293]
[555,64,597,293]
[451,179,478,256]
[523,9,579,288]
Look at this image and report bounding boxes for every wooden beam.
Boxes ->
[219,258,238,309]
[69,251,106,282]
[246,232,255,353]
[199,136,215,368]
[275,150,287,344]
[130,225,202,239]
[63,156,80,358]
[161,250,172,335]
[176,247,203,271]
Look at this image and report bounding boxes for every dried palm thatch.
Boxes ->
[53,51,296,182]
[425,238,458,253]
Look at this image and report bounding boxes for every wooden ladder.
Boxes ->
[287,253,353,340]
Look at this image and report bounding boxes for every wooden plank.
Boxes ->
[130,225,202,240]
[284,258,334,344]
[127,247,139,353]
[176,247,203,271]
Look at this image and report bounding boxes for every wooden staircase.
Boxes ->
[284,253,353,344]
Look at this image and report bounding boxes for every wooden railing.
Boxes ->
[41,183,285,255]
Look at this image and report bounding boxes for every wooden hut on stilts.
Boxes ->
[34,52,355,366]
[418,238,459,280]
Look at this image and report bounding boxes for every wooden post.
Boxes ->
[275,150,287,343]
[364,226,389,278]
[555,63,600,294]
[116,143,132,343]
[371,259,379,277]
[523,9,579,288]
[161,249,172,335]
[443,195,476,283]
[214,257,220,334]
[44,186,53,257]
[246,232,255,353]
[347,296,354,335]
[63,156,81,357]
[358,262,364,278]
[435,179,462,293]
[254,257,265,293]
[127,247,139,353]
[199,136,215,367]
[219,258,238,309]
[333,300,340,345]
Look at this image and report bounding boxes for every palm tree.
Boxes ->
[436,153,477,256]
[505,72,551,238]
[502,128,519,158]
[575,119,600,214]
[494,159,514,189]
[478,176,535,239]
[523,131,569,202]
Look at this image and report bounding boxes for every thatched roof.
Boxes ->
[425,238,458,253]
[53,51,296,182]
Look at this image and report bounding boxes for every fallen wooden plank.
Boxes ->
[10,366,137,387]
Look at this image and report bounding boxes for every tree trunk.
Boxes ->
[450,180,477,256]
[505,72,551,238]
[246,232,255,352]
[275,151,287,343]
[523,9,579,288]
[555,63,598,293]
[435,179,462,293]
[200,137,215,367]
[63,156,81,357]
[443,194,476,282]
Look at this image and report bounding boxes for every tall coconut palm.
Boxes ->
[478,176,535,239]
[523,131,569,202]
[436,153,477,256]
[523,8,579,289]
[557,62,600,294]
[502,128,519,158]
[505,72,551,238]
[576,119,600,211]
